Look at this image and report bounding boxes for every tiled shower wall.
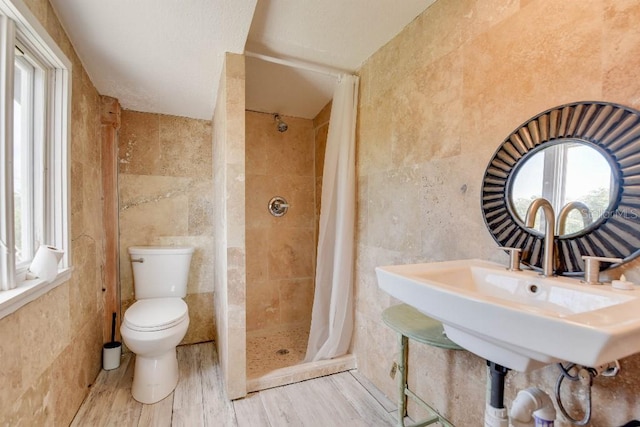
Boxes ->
[213,52,247,400]
[354,1,640,426]
[118,111,215,345]
[245,112,316,335]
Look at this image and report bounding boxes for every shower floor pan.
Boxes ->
[246,327,356,392]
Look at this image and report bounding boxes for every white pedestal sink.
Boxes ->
[376,259,640,372]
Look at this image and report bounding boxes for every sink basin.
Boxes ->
[375,259,640,372]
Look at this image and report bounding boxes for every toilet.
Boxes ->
[120,245,194,404]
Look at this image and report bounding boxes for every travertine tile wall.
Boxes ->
[245,112,316,336]
[118,110,214,345]
[213,53,247,400]
[355,1,640,426]
[0,1,105,424]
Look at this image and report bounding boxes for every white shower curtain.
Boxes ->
[305,74,359,362]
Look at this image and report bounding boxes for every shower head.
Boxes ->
[274,114,288,133]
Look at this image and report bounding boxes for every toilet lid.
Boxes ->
[124,298,188,332]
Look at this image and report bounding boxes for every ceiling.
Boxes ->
[50,0,436,120]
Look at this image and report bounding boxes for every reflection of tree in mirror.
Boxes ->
[561,187,610,235]
[581,187,610,212]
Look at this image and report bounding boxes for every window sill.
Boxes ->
[0,268,72,321]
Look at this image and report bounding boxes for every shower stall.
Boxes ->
[244,106,356,391]
[244,111,320,380]
[213,52,356,399]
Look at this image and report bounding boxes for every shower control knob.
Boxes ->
[268,196,290,217]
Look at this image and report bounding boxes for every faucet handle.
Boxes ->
[581,256,623,285]
[499,247,522,271]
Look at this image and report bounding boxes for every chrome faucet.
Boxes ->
[525,198,556,277]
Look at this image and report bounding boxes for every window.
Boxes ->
[0,0,71,317]
[14,48,43,269]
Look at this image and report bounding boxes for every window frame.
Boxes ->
[14,46,44,272]
[0,0,71,319]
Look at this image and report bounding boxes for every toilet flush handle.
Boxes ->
[131,257,144,263]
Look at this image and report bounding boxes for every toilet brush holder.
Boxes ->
[103,311,121,370]
[103,341,122,370]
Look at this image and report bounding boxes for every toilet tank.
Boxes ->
[128,246,194,299]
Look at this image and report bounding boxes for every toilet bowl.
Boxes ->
[121,297,189,404]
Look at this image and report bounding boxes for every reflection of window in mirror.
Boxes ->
[511,142,613,236]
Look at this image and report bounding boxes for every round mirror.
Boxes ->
[481,101,640,275]
[508,140,616,237]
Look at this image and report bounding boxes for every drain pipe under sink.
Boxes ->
[484,362,556,427]
[485,362,510,427]
[510,388,556,427]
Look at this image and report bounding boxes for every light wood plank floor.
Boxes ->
[71,342,399,426]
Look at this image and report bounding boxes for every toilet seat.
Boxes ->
[124,298,188,332]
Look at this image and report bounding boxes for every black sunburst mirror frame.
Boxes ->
[481,101,640,275]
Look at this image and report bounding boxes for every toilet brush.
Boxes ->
[111,312,116,343]
[103,312,122,370]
